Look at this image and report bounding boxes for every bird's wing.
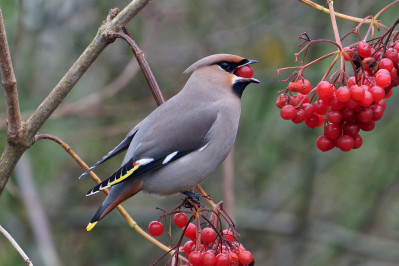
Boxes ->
[85,150,195,196]
[86,104,219,196]
[79,127,139,179]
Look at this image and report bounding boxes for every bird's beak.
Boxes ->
[234,59,260,84]
[241,59,259,67]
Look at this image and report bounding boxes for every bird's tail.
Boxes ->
[86,178,143,231]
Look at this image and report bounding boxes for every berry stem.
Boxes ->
[321,54,340,82]
[327,1,342,49]
[299,0,387,29]
[374,0,399,20]
[196,184,217,209]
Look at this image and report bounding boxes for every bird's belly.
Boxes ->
[141,147,230,196]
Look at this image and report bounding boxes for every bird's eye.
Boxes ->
[219,61,230,71]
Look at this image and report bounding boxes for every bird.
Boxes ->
[80,54,260,231]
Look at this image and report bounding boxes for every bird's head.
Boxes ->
[184,54,260,98]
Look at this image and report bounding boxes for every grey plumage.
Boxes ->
[81,54,259,231]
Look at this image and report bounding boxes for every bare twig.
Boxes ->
[107,30,165,105]
[0,0,151,197]
[0,225,34,266]
[0,8,22,139]
[34,134,177,256]
[298,0,387,29]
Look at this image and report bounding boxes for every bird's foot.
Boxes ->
[182,191,201,207]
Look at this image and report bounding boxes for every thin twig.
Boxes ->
[298,0,387,29]
[0,0,151,197]
[34,134,178,257]
[0,8,22,140]
[107,30,165,105]
[0,225,34,266]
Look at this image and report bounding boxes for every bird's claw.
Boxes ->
[182,191,201,207]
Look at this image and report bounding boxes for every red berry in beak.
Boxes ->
[234,65,254,78]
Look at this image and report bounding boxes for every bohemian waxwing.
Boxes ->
[80,54,260,231]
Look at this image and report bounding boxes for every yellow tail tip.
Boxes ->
[86,221,98,231]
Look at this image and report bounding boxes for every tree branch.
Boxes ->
[0,225,34,266]
[0,8,22,139]
[25,0,150,140]
[0,0,151,197]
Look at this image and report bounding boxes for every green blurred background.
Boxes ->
[1,0,399,265]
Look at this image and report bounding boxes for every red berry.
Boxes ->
[316,135,334,152]
[347,76,357,87]
[336,135,354,151]
[202,251,216,266]
[201,227,217,244]
[288,80,304,92]
[288,94,306,106]
[343,123,360,136]
[330,95,346,111]
[359,90,373,106]
[280,105,297,120]
[377,99,386,111]
[379,58,394,71]
[313,99,328,115]
[238,251,254,265]
[341,107,356,123]
[343,47,355,61]
[357,107,373,123]
[373,105,384,121]
[336,86,351,103]
[326,110,342,123]
[173,213,188,228]
[350,85,365,101]
[357,41,371,58]
[324,123,341,139]
[359,121,375,131]
[353,134,363,149]
[184,223,197,240]
[300,79,312,95]
[394,41,399,52]
[316,81,334,101]
[148,221,164,237]
[234,65,253,78]
[375,69,391,88]
[346,98,360,109]
[276,94,289,109]
[292,108,306,124]
[223,229,235,242]
[229,252,239,264]
[302,103,314,118]
[305,114,324,128]
[370,86,385,102]
[384,48,398,65]
[189,251,202,266]
[183,240,195,256]
[215,253,229,266]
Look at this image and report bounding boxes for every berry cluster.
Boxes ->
[277,17,399,151]
[147,205,254,265]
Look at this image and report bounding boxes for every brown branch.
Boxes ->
[107,30,165,105]
[34,134,180,257]
[0,0,151,197]
[0,8,22,139]
[298,0,387,29]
